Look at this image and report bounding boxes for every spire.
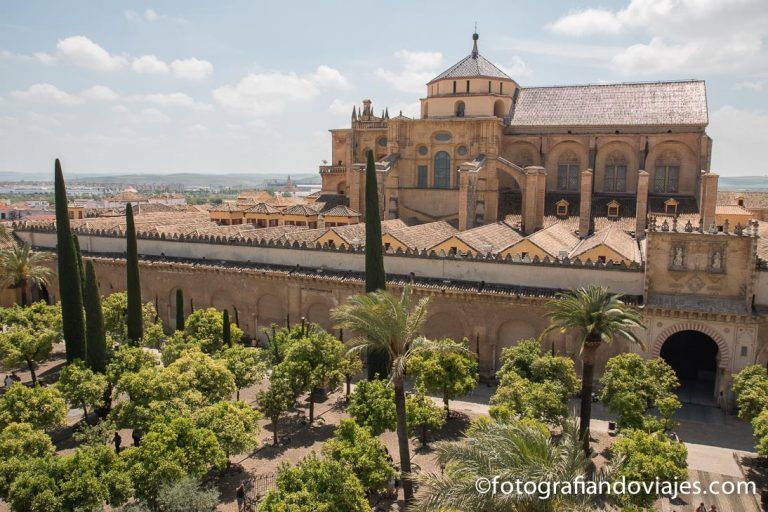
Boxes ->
[384,107,389,119]
[471,31,479,59]
[351,106,357,120]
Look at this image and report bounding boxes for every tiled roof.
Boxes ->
[717,191,768,209]
[715,205,752,215]
[510,80,708,127]
[387,221,458,251]
[454,221,523,254]
[209,203,245,213]
[526,223,580,257]
[244,202,280,214]
[237,190,273,202]
[283,204,320,216]
[570,225,641,262]
[431,53,511,83]
[322,205,360,217]
[320,219,408,245]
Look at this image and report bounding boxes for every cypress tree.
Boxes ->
[363,150,388,379]
[223,309,231,347]
[175,289,184,331]
[84,260,107,373]
[54,159,86,362]
[125,203,143,343]
[72,232,86,299]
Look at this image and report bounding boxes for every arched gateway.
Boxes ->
[652,323,729,406]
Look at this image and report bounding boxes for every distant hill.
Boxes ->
[718,176,768,191]
[0,171,320,188]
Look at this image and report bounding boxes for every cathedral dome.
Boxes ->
[428,33,512,84]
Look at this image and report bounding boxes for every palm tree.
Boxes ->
[331,285,431,503]
[413,418,618,511]
[0,243,53,306]
[542,285,644,454]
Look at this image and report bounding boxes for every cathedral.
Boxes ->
[320,32,716,239]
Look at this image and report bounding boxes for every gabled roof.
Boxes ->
[524,223,580,257]
[322,205,360,217]
[429,33,512,84]
[244,202,280,214]
[316,219,408,245]
[209,203,245,213]
[453,221,523,254]
[283,204,320,216]
[510,80,708,127]
[569,226,641,262]
[386,221,458,251]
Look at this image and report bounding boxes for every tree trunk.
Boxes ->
[421,424,427,446]
[443,394,450,416]
[579,339,600,455]
[308,390,315,423]
[393,376,414,502]
[236,388,240,401]
[19,278,28,307]
[272,418,279,445]
[82,402,89,425]
[25,357,37,385]
[346,374,351,397]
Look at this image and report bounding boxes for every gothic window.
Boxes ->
[417,165,428,188]
[604,152,627,192]
[455,101,465,117]
[557,151,580,191]
[434,151,451,189]
[654,151,681,193]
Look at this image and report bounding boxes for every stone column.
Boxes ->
[700,172,719,229]
[458,169,477,231]
[579,169,593,238]
[535,167,547,231]
[635,170,649,239]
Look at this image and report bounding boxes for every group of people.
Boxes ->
[2,371,21,389]
[695,504,718,511]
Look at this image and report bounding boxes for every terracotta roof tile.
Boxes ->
[387,221,458,250]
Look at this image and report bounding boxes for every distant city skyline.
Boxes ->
[1,0,767,176]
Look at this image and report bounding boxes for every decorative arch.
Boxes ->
[651,322,731,369]
[493,99,506,117]
[336,180,347,195]
[422,311,468,341]
[257,294,285,328]
[305,301,334,331]
[496,320,536,348]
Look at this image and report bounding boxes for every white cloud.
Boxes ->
[10,83,83,105]
[34,52,55,64]
[170,58,213,80]
[187,123,208,134]
[213,65,349,115]
[138,108,170,124]
[128,92,195,107]
[125,8,186,24]
[734,80,764,91]
[546,0,768,75]
[132,55,170,74]
[375,50,443,93]
[144,8,160,22]
[328,99,354,116]
[390,101,421,118]
[56,36,127,71]
[80,85,119,101]
[495,56,532,78]
[709,105,768,175]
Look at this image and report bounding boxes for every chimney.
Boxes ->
[700,172,719,229]
[635,170,649,239]
[579,169,593,238]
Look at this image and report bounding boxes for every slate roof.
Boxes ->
[510,80,708,127]
[429,34,512,83]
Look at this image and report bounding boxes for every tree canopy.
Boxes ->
[407,338,478,413]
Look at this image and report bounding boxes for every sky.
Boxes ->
[0,0,767,177]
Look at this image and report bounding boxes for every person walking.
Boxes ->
[113,431,122,454]
[695,504,706,512]
[236,483,246,512]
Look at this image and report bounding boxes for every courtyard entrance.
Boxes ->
[660,330,720,406]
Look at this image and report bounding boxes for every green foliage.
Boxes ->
[0,243,53,306]
[256,368,295,445]
[262,324,305,365]
[57,360,108,421]
[0,422,55,498]
[407,338,478,412]
[322,418,395,493]
[223,309,231,347]
[613,429,688,507]
[599,354,680,431]
[490,339,579,423]
[221,344,266,399]
[0,301,61,333]
[175,289,184,331]
[54,159,87,363]
[0,382,67,431]
[751,408,768,457]
[183,307,244,354]
[84,260,108,373]
[347,378,396,435]
[106,344,160,387]
[123,415,226,501]
[163,348,236,404]
[406,390,446,445]
[733,365,768,422]
[259,453,369,512]
[194,400,261,459]
[102,292,166,347]
[0,325,56,385]
[156,476,219,512]
[125,203,144,343]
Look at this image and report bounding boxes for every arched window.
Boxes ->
[604,151,627,192]
[494,99,506,117]
[455,101,465,117]
[512,148,534,167]
[557,151,580,191]
[654,151,680,193]
[434,151,451,189]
